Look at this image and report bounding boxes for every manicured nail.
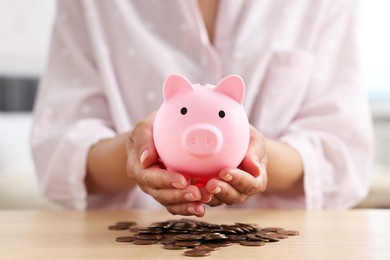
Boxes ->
[140,149,149,167]
[220,173,233,182]
[260,162,267,174]
[184,193,197,201]
[172,182,185,189]
[187,207,198,215]
[201,195,213,203]
[211,186,222,194]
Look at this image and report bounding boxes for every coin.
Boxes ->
[108,225,129,231]
[175,240,201,247]
[204,241,232,247]
[240,240,266,247]
[160,237,176,244]
[115,236,137,242]
[116,221,137,226]
[194,245,218,251]
[271,233,289,239]
[261,227,284,232]
[183,249,211,257]
[138,227,162,234]
[227,234,247,241]
[108,218,299,257]
[129,227,139,233]
[173,234,204,241]
[163,244,186,250]
[203,232,228,241]
[133,239,158,245]
[109,221,138,230]
[255,233,279,242]
[277,230,300,236]
[136,234,163,240]
[246,233,264,241]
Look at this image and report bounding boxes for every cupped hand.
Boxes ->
[204,125,268,207]
[126,112,205,217]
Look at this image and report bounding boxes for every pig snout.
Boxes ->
[182,124,222,157]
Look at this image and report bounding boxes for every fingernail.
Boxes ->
[201,194,213,203]
[220,173,233,182]
[187,206,198,215]
[172,181,186,189]
[211,186,221,194]
[260,162,267,174]
[184,193,197,201]
[140,149,149,167]
[188,206,202,216]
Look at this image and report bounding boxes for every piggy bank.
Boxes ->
[153,74,250,183]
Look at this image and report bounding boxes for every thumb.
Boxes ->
[131,113,159,168]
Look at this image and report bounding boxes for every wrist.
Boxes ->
[86,132,134,194]
[264,138,304,195]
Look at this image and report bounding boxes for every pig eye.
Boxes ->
[180,107,188,115]
[218,110,225,118]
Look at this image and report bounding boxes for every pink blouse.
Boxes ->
[31,0,374,210]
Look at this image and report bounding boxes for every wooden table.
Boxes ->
[0,209,389,259]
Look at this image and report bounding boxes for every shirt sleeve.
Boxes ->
[279,1,374,209]
[31,1,120,209]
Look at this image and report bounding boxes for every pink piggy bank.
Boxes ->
[153,74,250,184]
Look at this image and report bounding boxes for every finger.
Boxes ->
[199,187,213,203]
[239,125,267,177]
[135,166,188,190]
[205,179,247,205]
[239,154,261,178]
[206,196,223,207]
[219,168,266,195]
[144,185,201,206]
[166,202,205,217]
[131,112,159,168]
[127,136,188,190]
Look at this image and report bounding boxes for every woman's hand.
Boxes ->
[204,125,268,206]
[126,112,206,216]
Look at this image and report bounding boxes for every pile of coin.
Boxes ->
[108,218,299,257]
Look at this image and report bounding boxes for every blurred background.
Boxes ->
[0,1,389,209]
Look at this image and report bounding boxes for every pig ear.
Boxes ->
[163,74,194,101]
[215,75,245,104]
